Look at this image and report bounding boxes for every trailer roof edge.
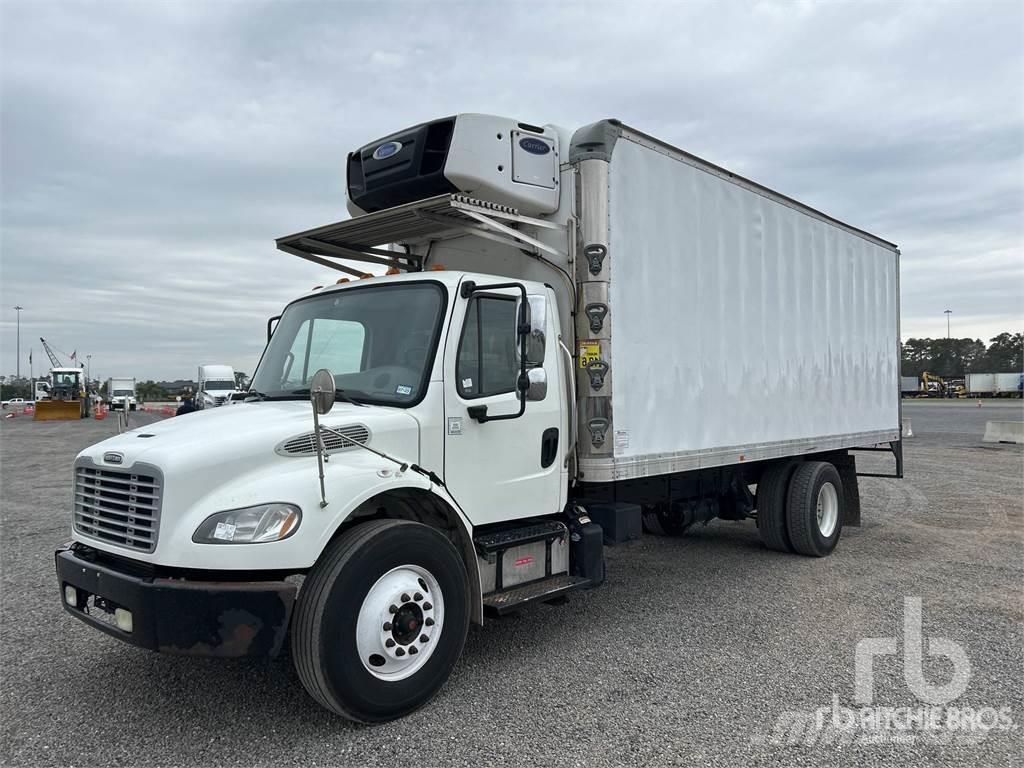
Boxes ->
[569,118,898,253]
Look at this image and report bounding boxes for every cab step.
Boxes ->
[473,520,567,554]
[482,574,591,616]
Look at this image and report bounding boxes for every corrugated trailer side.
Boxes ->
[572,121,900,483]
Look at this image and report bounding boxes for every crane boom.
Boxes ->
[39,338,65,368]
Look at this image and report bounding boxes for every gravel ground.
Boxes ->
[1,403,1021,767]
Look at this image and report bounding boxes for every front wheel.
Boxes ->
[291,520,470,722]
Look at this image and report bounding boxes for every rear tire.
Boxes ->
[291,520,470,722]
[785,461,844,557]
[756,461,798,552]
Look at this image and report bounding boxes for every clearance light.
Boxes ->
[385,267,401,275]
[312,286,323,291]
[430,264,446,271]
[336,278,350,284]
[360,273,374,279]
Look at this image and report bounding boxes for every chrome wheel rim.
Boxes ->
[356,565,443,681]
[816,482,839,537]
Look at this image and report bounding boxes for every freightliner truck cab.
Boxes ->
[57,115,598,723]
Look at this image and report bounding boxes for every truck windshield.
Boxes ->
[250,281,446,406]
[204,380,235,391]
[112,389,134,397]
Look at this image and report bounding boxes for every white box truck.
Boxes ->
[195,364,239,408]
[901,376,920,396]
[56,114,902,722]
[106,377,137,411]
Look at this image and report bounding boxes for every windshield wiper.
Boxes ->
[244,390,271,402]
[291,388,368,407]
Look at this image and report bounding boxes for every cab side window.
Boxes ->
[457,296,518,398]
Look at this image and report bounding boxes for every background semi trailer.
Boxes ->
[56,114,902,722]
[195,364,239,408]
[106,377,137,411]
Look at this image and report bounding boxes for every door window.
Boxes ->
[457,296,518,398]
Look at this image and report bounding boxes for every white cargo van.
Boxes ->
[56,114,902,722]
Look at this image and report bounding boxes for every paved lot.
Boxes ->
[1,403,1021,767]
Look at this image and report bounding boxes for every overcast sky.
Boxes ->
[2,1,1022,381]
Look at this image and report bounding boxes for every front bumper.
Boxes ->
[55,543,297,657]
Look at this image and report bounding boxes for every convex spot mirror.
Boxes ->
[526,367,547,401]
[310,368,336,415]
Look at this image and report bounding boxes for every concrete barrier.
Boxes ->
[982,421,1024,444]
[902,418,913,438]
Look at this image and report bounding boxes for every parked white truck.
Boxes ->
[195,364,239,408]
[106,377,137,411]
[56,114,902,722]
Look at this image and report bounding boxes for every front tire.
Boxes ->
[292,520,470,722]
[785,461,844,557]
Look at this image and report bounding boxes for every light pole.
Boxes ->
[13,306,23,379]
[86,355,92,384]
[944,309,952,339]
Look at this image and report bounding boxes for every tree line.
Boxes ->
[901,332,1023,379]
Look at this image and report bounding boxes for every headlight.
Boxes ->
[192,503,301,544]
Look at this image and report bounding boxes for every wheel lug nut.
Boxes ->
[383,622,392,631]
[425,617,434,626]
[408,646,418,655]
[395,647,406,657]
[423,602,432,610]
[385,638,395,648]
[401,593,410,603]
[420,634,429,643]
[414,592,423,601]
[389,604,398,614]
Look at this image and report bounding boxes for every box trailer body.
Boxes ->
[57,113,902,723]
[994,372,1023,396]
[572,128,900,480]
[966,373,996,395]
[106,377,137,411]
[901,376,920,395]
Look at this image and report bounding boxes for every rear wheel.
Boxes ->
[785,461,844,557]
[756,461,798,552]
[292,520,470,722]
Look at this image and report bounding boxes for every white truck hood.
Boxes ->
[81,400,419,473]
[71,400,427,568]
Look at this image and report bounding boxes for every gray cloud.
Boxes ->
[2,0,1022,380]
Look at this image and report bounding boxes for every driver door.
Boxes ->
[442,280,564,526]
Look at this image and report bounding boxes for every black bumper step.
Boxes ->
[483,575,590,616]
[473,520,567,555]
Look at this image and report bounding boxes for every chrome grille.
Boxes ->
[73,465,162,552]
[278,425,370,456]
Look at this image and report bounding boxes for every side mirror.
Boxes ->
[526,368,547,401]
[310,368,336,415]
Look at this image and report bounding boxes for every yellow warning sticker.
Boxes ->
[579,341,601,369]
